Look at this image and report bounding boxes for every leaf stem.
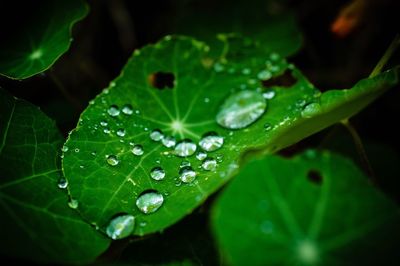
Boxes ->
[369,34,400,78]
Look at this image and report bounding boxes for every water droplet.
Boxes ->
[301,103,321,118]
[132,145,144,156]
[57,178,68,189]
[204,97,210,103]
[106,155,119,166]
[213,62,225,72]
[136,191,164,214]
[108,105,120,117]
[150,167,165,181]
[174,140,197,157]
[199,133,224,152]
[264,123,272,131]
[100,120,108,127]
[257,70,272,80]
[61,146,69,152]
[201,158,217,171]
[180,160,191,168]
[91,151,97,156]
[196,151,207,161]
[68,198,79,209]
[162,136,176,148]
[122,104,133,115]
[296,99,307,108]
[242,68,251,75]
[179,166,197,183]
[262,90,276,100]
[74,148,80,153]
[106,214,135,240]
[103,128,111,134]
[150,129,164,141]
[135,109,140,115]
[216,90,267,129]
[116,128,126,137]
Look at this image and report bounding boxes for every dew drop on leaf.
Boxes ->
[107,105,120,117]
[262,90,276,100]
[116,128,126,137]
[150,167,165,181]
[202,158,217,171]
[61,146,69,152]
[68,198,79,209]
[264,123,272,131]
[136,191,164,214]
[301,103,321,118]
[179,166,197,183]
[103,127,111,134]
[100,120,108,127]
[162,136,176,148]
[106,155,119,166]
[150,129,164,141]
[257,70,272,80]
[105,214,135,240]
[216,90,267,129]
[196,151,207,161]
[174,140,197,157]
[180,160,191,168]
[122,104,133,115]
[132,144,144,156]
[57,177,68,189]
[199,132,224,152]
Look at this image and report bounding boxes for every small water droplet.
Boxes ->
[132,144,144,156]
[91,151,97,156]
[100,120,108,127]
[216,90,267,129]
[199,132,224,152]
[136,191,164,214]
[135,109,140,115]
[150,129,164,141]
[106,214,135,240]
[68,198,79,209]
[106,155,120,166]
[204,97,210,103]
[196,151,207,161]
[301,103,321,118]
[61,146,69,152]
[74,148,80,153]
[180,160,191,168]
[179,166,197,183]
[270,52,280,61]
[116,128,126,137]
[262,90,276,100]
[174,140,197,157]
[257,70,272,80]
[108,105,120,117]
[242,68,251,75]
[296,99,307,108]
[79,165,85,169]
[57,178,68,189]
[103,128,111,134]
[201,158,217,171]
[122,104,133,115]
[213,62,225,72]
[264,123,272,131]
[162,136,176,148]
[150,167,165,181]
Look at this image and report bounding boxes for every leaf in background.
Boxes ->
[174,0,302,57]
[0,0,88,79]
[0,88,109,263]
[62,35,399,237]
[212,150,400,266]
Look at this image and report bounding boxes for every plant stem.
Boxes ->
[369,34,400,78]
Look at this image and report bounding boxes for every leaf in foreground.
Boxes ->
[0,88,109,263]
[212,150,400,266]
[62,35,399,237]
[0,0,88,79]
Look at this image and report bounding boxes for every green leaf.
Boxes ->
[0,0,88,79]
[212,151,400,266]
[174,0,302,57]
[0,88,109,263]
[62,35,399,237]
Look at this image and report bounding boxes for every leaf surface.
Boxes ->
[0,88,109,263]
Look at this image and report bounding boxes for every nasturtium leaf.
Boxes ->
[0,0,88,79]
[174,0,302,57]
[0,89,109,263]
[62,35,399,237]
[212,151,400,266]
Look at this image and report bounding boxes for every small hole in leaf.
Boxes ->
[148,72,175,89]
[307,170,323,185]
[261,70,297,88]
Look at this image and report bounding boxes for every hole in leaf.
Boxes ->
[307,170,323,185]
[148,72,175,89]
[261,69,297,88]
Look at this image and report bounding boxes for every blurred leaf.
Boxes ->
[62,35,399,237]
[0,0,88,79]
[0,88,109,263]
[212,150,400,265]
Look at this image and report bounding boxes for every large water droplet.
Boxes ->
[132,145,144,156]
[162,136,176,148]
[150,167,165,181]
[216,90,267,129]
[57,178,68,189]
[100,120,108,127]
[301,103,321,118]
[196,151,207,161]
[116,128,126,137]
[108,105,120,117]
[202,158,217,171]
[199,133,224,152]
[136,191,164,214]
[122,104,133,115]
[106,155,119,166]
[150,129,164,141]
[106,214,135,240]
[179,166,197,183]
[174,140,197,157]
